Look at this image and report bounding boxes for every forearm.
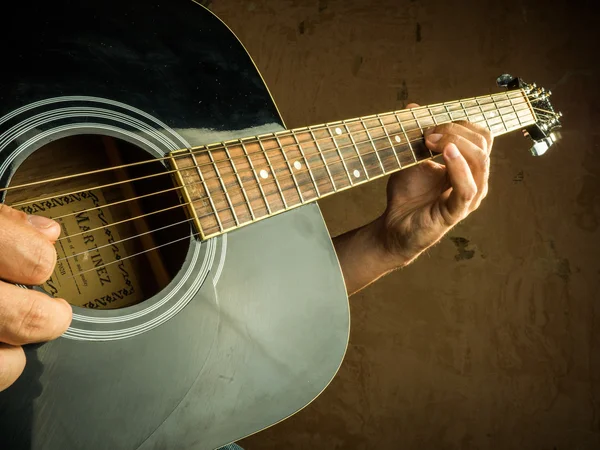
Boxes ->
[332,216,412,296]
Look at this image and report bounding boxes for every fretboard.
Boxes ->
[170,89,536,239]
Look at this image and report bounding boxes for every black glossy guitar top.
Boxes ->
[0,1,350,449]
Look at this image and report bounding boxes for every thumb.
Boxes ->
[27,214,61,241]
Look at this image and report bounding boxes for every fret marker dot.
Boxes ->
[490,112,497,117]
[260,169,269,179]
[335,127,342,135]
[353,169,360,178]
[394,135,401,143]
[293,161,302,170]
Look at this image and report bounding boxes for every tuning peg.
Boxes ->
[531,136,553,156]
[496,74,515,87]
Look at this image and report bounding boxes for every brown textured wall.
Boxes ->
[208,0,600,448]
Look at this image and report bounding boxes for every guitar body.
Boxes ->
[0,1,349,449]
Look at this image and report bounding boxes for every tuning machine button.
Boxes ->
[496,74,515,87]
[530,137,554,156]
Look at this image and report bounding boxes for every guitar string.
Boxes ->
[7,95,532,209]
[56,101,525,275]
[56,157,374,264]
[1,91,533,200]
[0,90,532,195]
[50,108,545,278]
[531,106,559,115]
[59,153,444,276]
[56,217,195,262]
[57,154,374,263]
[51,110,530,243]
[10,98,533,218]
[55,201,194,242]
[61,230,203,281]
[45,104,529,224]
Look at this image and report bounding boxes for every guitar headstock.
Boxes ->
[497,74,562,156]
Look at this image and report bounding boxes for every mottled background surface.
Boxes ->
[206,0,599,448]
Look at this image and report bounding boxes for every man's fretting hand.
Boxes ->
[0,205,72,391]
[333,103,493,295]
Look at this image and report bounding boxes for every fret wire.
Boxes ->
[325,125,354,185]
[5,91,530,204]
[343,121,370,179]
[429,106,440,125]
[455,101,470,121]
[190,148,224,232]
[207,148,240,226]
[191,108,523,230]
[458,100,471,123]
[309,128,339,191]
[223,143,256,221]
[443,103,454,121]
[258,138,288,209]
[522,89,538,123]
[232,112,526,204]
[359,117,386,174]
[490,95,509,134]
[410,109,433,158]
[474,97,493,131]
[274,135,305,203]
[199,100,530,214]
[392,113,416,164]
[512,93,527,127]
[258,137,288,208]
[240,139,272,214]
[291,130,322,196]
[14,92,526,209]
[506,96,523,128]
[377,115,403,168]
[196,152,443,227]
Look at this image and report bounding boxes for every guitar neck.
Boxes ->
[170,88,536,239]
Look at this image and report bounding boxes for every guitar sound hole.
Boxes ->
[6,135,190,310]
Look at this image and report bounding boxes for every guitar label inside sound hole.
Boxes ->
[18,189,144,309]
[6,134,191,310]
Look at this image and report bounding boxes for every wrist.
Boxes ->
[332,214,422,295]
[368,214,417,270]
[364,214,416,274]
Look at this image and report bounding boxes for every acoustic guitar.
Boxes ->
[0,1,561,449]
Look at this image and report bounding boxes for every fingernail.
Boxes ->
[28,214,57,229]
[427,133,443,143]
[445,143,460,159]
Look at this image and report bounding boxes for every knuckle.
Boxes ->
[17,295,47,343]
[27,240,56,285]
[472,123,493,145]
[476,134,488,151]
[483,127,493,142]
[54,298,72,334]
[479,152,490,170]
[444,122,461,133]
[445,134,462,147]
[460,184,478,203]
[0,203,26,222]
[13,210,28,222]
